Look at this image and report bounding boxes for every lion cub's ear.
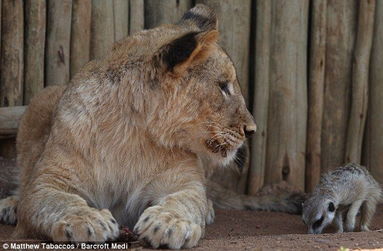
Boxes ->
[156,30,218,76]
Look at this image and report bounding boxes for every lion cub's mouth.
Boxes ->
[205,138,230,158]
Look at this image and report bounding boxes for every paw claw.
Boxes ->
[134,206,202,249]
[206,199,215,225]
[51,208,119,243]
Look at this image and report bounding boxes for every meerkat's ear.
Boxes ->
[155,30,218,76]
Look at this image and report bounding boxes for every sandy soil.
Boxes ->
[195,207,383,250]
[0,207,382,250]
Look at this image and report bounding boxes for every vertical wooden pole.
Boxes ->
[0,0,24,106]
[305,0,327,192]
[91,0,114,59]
[248,0,271,195]
[144,0,192,28]
[113,0,129,41]
[129,0,144,34]
[345,0,376,164]
[321,0,357,172]
[46,0,72,86]
[0,0,23,158]
[70,0,91,77]
[264,0,308,190]
[24,0,46,104]
[366,0,383,183]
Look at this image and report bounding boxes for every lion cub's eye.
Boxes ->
[219,82,231,96]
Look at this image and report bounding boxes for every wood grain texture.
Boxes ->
[70,0,91,77]
[0,106,26,135]
[366,0,383,183]
[144,0,192,28]
[113,0,129,41]
[91,0,114,59]
[0,0,24,106]
[129,0,144,34]
[264,0,308,190]
[196,0,251,102]
[321,0,357,172]
[305,0,327,192]
[45,0,72,86]
[24,0,46,104]
[345,0,375,164]
[248,0,271,194]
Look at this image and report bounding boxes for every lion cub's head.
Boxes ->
[110,4,256,165]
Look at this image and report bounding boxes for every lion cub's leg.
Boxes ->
[16,153,120,242]
[0,195,18,225]
[134,166,208,249]
[17,185,120,242]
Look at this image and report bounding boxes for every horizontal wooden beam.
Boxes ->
[0,106,26,136]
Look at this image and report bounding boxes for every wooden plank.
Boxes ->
[305,0,327,192]
[196,0,251,102]
[0,0,24,106]
[144,0,192,28]
[45,0,72,86]
[264,0,308,190]
[70,0,91,77]
[90,0,114,59]
[113,0,129,41]
[129,0,144,34]
[345,0,375,164]
[24,0,46,104]
[0,106,26,135]
[321,0,357,172]
[248,0,271,195]
[366,0,383,183]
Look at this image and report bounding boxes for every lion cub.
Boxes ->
[302,163,382,234]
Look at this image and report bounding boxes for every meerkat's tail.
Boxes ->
[207,180,306,215]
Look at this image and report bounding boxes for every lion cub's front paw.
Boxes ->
[51,208,119,242]
[134,206,202,249]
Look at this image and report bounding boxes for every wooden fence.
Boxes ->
[0,0,382,193]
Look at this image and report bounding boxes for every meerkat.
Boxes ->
[302,163,382,234]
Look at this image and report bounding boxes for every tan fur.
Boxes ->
[1,5,256,249]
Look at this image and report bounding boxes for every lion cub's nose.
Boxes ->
[244,124,257,138]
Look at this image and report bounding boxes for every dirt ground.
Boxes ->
[0,207,382,250]
[0,157,382,250]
